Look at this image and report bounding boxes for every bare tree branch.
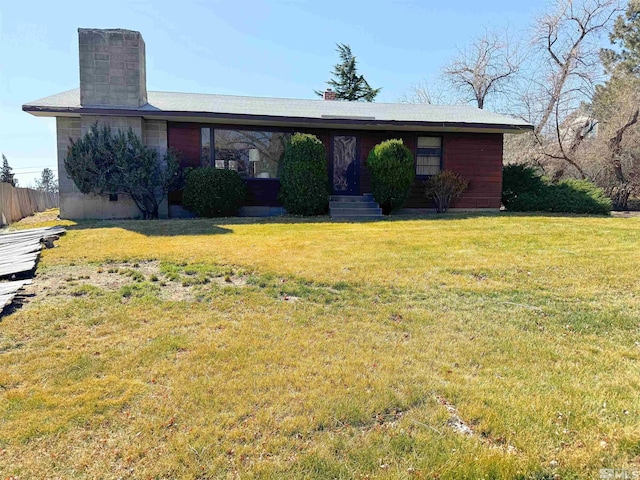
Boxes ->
[398,79,457,105]
[532,0,621,136]
[443,28,521,109]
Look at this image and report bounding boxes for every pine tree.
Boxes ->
[1,154,18,187]
[601,0,640,75]
[35,168,58,194]
[316,44,381,102]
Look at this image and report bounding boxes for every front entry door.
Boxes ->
[331,135,359,195]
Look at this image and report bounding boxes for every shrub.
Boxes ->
[424,170,469,213]
[502,164,611,214]
[182,167,246,217]
[65,123,181,219]
[366,139,415,214]
[546,179,612,214]
[501,164,546,208]
[278,133,328,215]
[628,198,640,211]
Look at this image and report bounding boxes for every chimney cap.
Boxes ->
[323,88,337,101]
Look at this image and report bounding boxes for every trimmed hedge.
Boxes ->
[278,133,329,215]
[502,164,611,214]
[366,139,415,215]
[182,167,246,217]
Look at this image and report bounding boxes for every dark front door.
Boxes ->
[331,135,359,195]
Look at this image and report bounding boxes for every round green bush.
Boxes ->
[366,139,415,215]
[278,133,329,215]
[182,167,246,217]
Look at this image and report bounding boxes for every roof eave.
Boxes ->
[22,104,534,134]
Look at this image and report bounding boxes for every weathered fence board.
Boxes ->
[0,226,66,316]
[0,183,58,226]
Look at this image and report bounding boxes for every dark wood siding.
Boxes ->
[404,133,503,209]
[168,123,201,168]
[442,133,503,209]
[167,122,504,211]
[167,123,201,205]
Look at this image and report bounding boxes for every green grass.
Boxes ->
[1,211,639,478]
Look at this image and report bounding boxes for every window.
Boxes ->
[212,129,291,179]
[200,127,212,167]
[416,136,442,176]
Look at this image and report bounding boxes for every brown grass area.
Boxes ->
[1,210,639,479]
[7,208,71,229]
[23,261,217,303]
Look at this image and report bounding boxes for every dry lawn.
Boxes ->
[0,210,639,479]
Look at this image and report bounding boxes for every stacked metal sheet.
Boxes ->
[0,226,66,315]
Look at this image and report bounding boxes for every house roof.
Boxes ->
[23,88,533,134]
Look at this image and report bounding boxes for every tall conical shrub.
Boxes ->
[367,139,415,214]
[278,133,329,215]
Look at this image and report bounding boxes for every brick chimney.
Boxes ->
[78,28,147,107]
[323,88,337,101]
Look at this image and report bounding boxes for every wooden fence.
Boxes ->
[0,183,58,226]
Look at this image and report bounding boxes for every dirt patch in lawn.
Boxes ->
[22,260,247,303]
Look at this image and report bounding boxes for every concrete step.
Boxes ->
[331,214,384,221]
[329,194,383,220]
[330,209,383,217]
[329,201,380,210]
[330,194,374,203]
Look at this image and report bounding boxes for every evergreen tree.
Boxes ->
[1,154,18,187]
[601,0,640,75]
[35,168,58,194]
[65,123,181,219]
[316,44,381,101]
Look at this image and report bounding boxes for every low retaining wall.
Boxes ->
[0,183,58,226]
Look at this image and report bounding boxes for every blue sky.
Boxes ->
[0,0,540,186]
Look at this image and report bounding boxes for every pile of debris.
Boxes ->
[0,226,66,316]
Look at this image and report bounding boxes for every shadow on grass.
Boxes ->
[65,218,235,237]
[61,210,614,237]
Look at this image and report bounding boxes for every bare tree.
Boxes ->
[443,29,520,109]
[586,74,640,209]
[398,79,456,105]
[522,0,622,178]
